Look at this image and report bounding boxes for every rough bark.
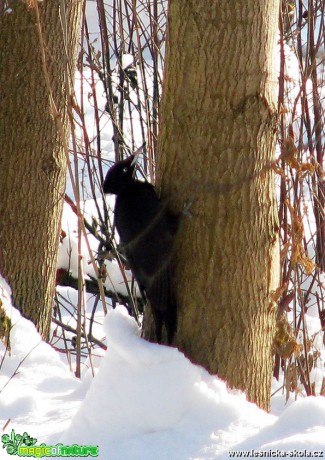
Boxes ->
[154,0,280,410]
[0,0,82,338]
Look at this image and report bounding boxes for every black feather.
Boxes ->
[103,155,177,343]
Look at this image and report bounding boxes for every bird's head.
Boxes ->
[103,154,138,195]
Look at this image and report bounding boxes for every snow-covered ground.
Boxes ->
[1,275,325,460]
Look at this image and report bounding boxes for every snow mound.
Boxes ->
[1,276,325,460]
[0,275,81,448]
[233,397,325,456]
[61,307,274,459]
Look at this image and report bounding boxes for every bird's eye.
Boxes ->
[122,167,128,173]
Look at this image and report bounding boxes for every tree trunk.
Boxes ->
[155,0,280,410]
[0,1,82,339]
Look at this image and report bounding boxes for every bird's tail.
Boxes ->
[147,266,177,345]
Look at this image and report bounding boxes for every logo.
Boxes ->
[2,430,99,457]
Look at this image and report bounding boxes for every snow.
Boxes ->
[0,276,81,447]
[1,275,325,460]
[121,54,135,70]
[58,197,135,298]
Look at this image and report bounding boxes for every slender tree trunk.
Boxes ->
[0,0,82,338]
[154,0,280,410]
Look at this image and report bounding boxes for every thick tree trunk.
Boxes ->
[155,0,280,410]
[0,1,82,338]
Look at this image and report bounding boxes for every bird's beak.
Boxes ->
[130,144,144,178]
[131,144,144,167]
[131,151,140,168]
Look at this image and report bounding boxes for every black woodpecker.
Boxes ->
[103,155,177,344]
